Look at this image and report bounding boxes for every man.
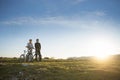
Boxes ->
[26,39,34,62]
[26,39,34,54]
[35,39,42,61]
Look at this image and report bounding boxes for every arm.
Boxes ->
[35,43,37,49]
[31,43,34,49]
[39,43,41,50]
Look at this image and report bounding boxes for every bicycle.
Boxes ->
[19,50,35,62]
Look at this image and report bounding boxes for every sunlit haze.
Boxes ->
[0,0,120,59]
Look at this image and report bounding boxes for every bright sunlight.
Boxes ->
[87,37,117,60]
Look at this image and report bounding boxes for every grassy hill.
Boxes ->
[0,55,120,80]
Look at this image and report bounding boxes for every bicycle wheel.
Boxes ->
[19,54,25,62]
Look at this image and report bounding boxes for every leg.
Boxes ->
[35,52,37,61]
[39,51,42,61]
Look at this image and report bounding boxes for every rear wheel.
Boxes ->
[26,53,34,62]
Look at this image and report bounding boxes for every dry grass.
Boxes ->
[0,55,120,80]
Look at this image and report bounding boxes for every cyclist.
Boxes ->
[26,39,34,56]
[35,39,42,61]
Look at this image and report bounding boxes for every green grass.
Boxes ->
[0,56,120,80]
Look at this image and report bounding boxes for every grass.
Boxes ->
[0,55,120,80]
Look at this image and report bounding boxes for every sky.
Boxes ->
[0,0,120,58]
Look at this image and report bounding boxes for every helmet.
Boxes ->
[29,39,32,41]
[36,39,39,41]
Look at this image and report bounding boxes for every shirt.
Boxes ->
[35,42,41,50]
[26,43,34,49]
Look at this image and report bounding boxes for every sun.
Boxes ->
[94,54,109,60]
[87,37,116,60]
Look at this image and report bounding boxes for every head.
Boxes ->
[29,39,32,43]
[36,39,39,43]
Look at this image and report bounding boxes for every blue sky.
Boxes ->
[0,0,120,58]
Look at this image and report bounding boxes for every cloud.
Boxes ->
[94,11,106,16]
[73,0,86,4]
[0,11,113,31]
[64,0,86,4]
[82,11,106,17]
[62,0,85,5]
[0,16,102,29]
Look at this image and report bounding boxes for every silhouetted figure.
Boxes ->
[35,39,42,61]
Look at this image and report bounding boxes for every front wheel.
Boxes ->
[19,54,26,62]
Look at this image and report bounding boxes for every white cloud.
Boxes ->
[66,0,86,4]
[0,11,112,31]
[94,11,106,16]
[0,10,107,26]
[82,11,106,17]
[0,16,101,30]
[73,0,86,4]
[63,0,85,5]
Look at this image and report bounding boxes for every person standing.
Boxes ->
[26,39,34,54]
[35,39,42,61]
[26,39,34,62]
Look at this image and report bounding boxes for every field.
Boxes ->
[0,55,120,80]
